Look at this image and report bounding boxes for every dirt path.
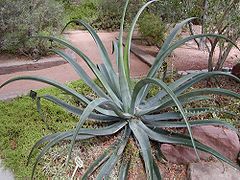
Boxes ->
[171,43,239,71]
[0,30,239,100]
[134,36,239,71]
[0,31,149,100]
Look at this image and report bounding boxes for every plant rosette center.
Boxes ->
[127,117,143,124]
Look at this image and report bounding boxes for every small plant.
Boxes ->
[1,0,240,179]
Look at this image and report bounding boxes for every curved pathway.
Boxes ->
[0,31,149,100]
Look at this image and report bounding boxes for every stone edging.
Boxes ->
[177,67,232,75]
[122,38,234,75]
[0,57,67,75]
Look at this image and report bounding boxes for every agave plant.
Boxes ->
[1,0,240,179]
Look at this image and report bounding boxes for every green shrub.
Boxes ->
[0,0,64,57]
[91,0,125,31]
[93,0,143,31]
[62,0,143,31]
[1,0,240,179]
[146,0,202,24]
[64,0,99,25]
[138,13,166,48]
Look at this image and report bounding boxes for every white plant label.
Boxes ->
[71,156,84,180]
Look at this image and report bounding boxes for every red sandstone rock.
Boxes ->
[160,144,210,164]
[232,63,240,78]
[161,126,240,164]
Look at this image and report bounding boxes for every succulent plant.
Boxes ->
[1,0,240,179]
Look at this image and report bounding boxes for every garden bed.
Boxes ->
[0,75,239,179]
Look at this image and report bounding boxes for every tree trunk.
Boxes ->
[208,39,218,71]
[215,33,239,71]
[199,0,208,50]
[188,22,200,48]
[214,43,233,71]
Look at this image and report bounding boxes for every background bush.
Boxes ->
[138,13,166,48]
[63,0,143,31]
[63,0,99,26]
[92,0,123,31]
[0,0,64,58]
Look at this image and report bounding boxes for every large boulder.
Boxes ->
[232,63,240,78]
[161,126,240,164]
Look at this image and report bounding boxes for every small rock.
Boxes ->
[188,161,240,180]
[201,69,208,72]
[0,160,14,180]
[161,126,240,164]
[178,71,188,75]
[232,63,240,78]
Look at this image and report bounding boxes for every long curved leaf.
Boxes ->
[145,70,240,109]
[129,120,160,180]
[145,95,211,114]
[0,76,88,104]
[28,121,126,166]
[67,98,129,165]
[145,73,200,106]
[123,0,158,79]
[174,73,240,96]
[138,31,240,107]
[0,76,116,116]
[82,132,128,179]
[135,17,196,106]
[33,35,123,108]
[160,88,240,110]
[146,119,239,135]
[97,63,121,98]
[96,127,131,180]
[62,19,119,89]
[39,94,122,121]
[144,86,240,113]
[142,107,237,122]
[27,132,62,166]
[152,158,162,180]
[118,159,131,180]
[140,122,239,170]
[118,0,132,112]
[51,49,108,98]
[82,149,112,179]
[30,132,92,179]
[131,78,200,160]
